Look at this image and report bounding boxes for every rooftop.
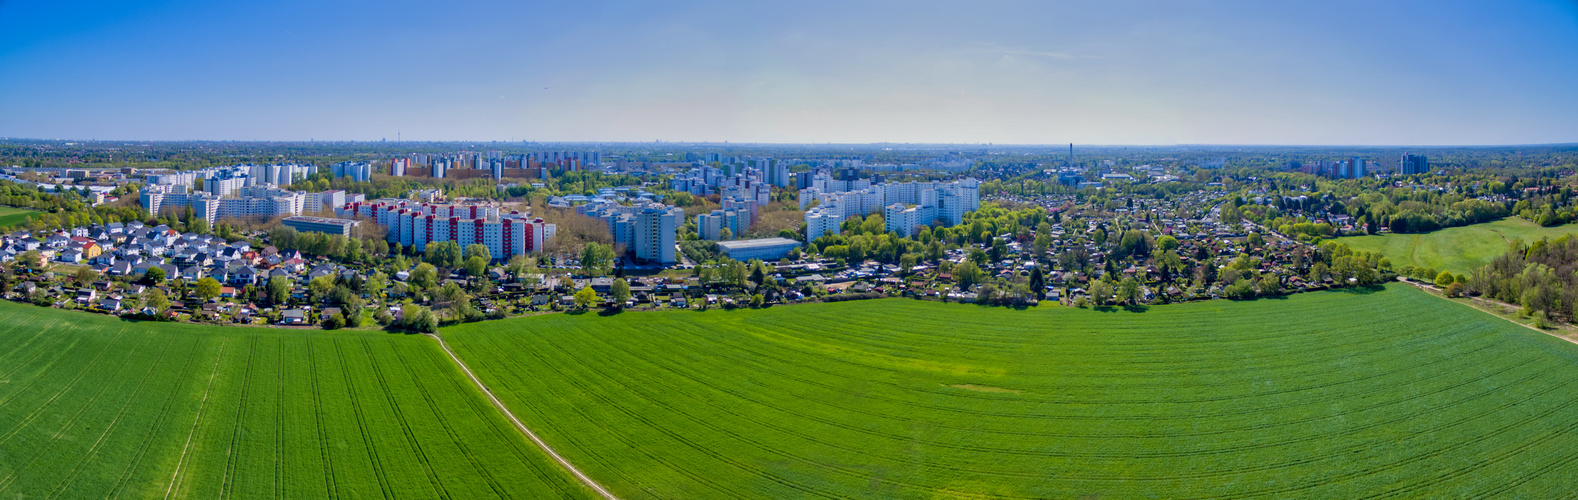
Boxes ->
[282,216,359,227]
[717,237,802,251]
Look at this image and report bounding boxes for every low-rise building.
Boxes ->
[717,237,801,262]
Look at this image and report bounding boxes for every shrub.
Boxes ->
[1533,311,1551,330]
[322,312,345,330]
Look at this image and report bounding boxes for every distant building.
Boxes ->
[634,206,682,264]
[1400,153,1429,175]
[339,200,555,260]
[803,178,978,238]
[330,162,373,183]
[805,206,844,243]
[696,209,745,241]
[717,237,801,262]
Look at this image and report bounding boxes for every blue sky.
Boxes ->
[1,0,1575,145]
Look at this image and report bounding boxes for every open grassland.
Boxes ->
[0,206,40,227]
[0,301,593,499]
[448,284,1578,499]
[1338,217,1578,275]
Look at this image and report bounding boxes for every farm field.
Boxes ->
[447,284,1578,499]
[0,301,593,499]
[1338,217,1578,275]
[0,206,40,227]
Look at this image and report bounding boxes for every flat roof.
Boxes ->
[717,237,801,250]
[282,216,359,226]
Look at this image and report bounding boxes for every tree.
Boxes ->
[1089,279,1114,306]
[1118,277,1141,305]
[506,254,533,282]
[749,264,765,290]
[195,277,222,301]
[143,266,165,284]
[398,304,438,333]
[15,250,41,270]
[611,278,631,307]
[464,243,491,264]
[74,267,99,286]
[573,286,599,310]
[267,276,291,306]
[309,275,336,303]
[953,261,984,288]
[1156,235,1180,253]
[411,263,438,289]
[580,243,615,275]
[1308,262,1329,283]
[1444,281,1466,298]
[144,288,170,313]
[749,293,765,308]
[363,272,388,301]
[269,226,299,251]
[322,312,345,330]
[1434,270,1456,288]
[189,215,209,235]
[968,248,989,266]
[436,281,467,304]
[1028,266,1045,299]
[424,241,463,269]
[899,253,918,276]
[464,255,488,277]
[1032,232,1052,260]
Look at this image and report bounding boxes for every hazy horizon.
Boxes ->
[2,1,1576,145]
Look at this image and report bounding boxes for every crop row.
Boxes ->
[0,301,593,499]
[446,284,1578,499]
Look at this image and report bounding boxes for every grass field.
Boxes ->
[0,206,40,227]
[447,284,1578,498]
[0,301,593,499]
[1338,217,1578,275]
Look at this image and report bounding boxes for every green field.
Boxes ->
[1338,217,1578,275]
[0,301,593,499]
[0,206,40,227]
[447,285,1578,498]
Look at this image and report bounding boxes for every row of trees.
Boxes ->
[1464,236,1578,324]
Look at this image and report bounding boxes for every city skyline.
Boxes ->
[2,1,1576,145]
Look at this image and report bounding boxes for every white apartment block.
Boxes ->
[802,179,979,240]
[330,162,372,183]
[206,176,245,197]
[635,206,681,264]
[141,183,310,225]
[697,209,744,241]
[302,190,349,214]
[805,206,845,243]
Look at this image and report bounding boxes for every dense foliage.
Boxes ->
[1468,235,1578,322]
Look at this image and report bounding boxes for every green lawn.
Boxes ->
[0,302,594,499]
[447,285,1578,498]
[0,206,40,227]
[1338,217,1578,275]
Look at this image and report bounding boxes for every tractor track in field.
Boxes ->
[424,333,619,500]
[165,337,229,500]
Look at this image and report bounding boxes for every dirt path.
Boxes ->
[424,333,619,500]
